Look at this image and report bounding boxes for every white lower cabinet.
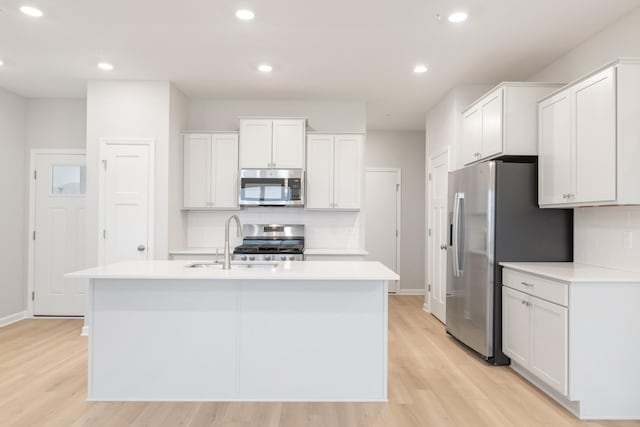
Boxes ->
[501,264,640,420]
[502,278,568,396]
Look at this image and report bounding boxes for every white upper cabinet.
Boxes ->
[272,119,306,168]
[306,133,363,211]
[333,135,363,210]
[462,106,482,165]
[239,118,305,169]
[183,133,239,210]
[538,89,572,206]
[538,59,640,207]
[462,83,563,165]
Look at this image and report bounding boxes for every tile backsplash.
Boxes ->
[574,206,640,272]
[187,209,363,249]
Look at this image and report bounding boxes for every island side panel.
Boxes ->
[89,279,238,401]
[238,279,388,401]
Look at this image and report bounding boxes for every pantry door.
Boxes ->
[365,168,401,293]
[99,139,154,265]
[31,150,87,316]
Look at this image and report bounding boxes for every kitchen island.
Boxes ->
[67,260,398,402]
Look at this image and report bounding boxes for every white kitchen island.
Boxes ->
[67,260,398,402]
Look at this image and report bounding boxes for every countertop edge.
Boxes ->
[500,262,640,283]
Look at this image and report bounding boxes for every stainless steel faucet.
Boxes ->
[223,215,243,269]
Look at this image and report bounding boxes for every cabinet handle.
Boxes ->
[521,281,534,287]
[440,244,448,250]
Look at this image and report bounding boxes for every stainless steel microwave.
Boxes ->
[239,169,305,207]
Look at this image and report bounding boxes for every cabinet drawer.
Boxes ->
[502,268,568,307]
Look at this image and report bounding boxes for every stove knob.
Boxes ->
[264,255,272,261]
[248,256,255,261]
[288,256,295,261]
[280,256,287,261]
[241,256,248,261]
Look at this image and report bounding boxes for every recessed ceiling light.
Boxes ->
[236,9,255,20]
[97,62,114,71]
[413,65,428,74]
[0,60,4,67]
[448,12,468,23]
[258,64,273,73]
[20,5,43,17]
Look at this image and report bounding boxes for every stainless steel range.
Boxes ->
[232,224,304,262]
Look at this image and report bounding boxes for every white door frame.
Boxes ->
[365,167,401,292]
[425,146,450,313]
[27,148,87,317]
[98,138,155,266]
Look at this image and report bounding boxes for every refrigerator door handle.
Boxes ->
[452,192,465,277]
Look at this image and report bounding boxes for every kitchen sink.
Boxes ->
[187,262,279,270]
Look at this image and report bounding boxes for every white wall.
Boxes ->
[365,130,425,292]
[529,6,640,272]
[188,100,366,133]
[182,99,368,251]
[86,81,172,265]
[168,85,189,252]
[26,99,86,150]
[0,87,27,319]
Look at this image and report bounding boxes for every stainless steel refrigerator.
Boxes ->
[446,159,572,365]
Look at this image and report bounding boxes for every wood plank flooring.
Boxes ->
[1,296,638,426]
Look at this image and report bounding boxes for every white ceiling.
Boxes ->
[0,0,639,130]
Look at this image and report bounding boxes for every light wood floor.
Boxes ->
[1,296,638,427]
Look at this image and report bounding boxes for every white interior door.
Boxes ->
[32,152,87,316]
[101,141,153,265]
[428,149,449,323]
[365,169,400,293]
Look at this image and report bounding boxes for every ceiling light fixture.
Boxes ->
[236,9,255,20]
[97,62,114,71]
[413,65,428,74]
[20,5,43,17]
[448,12,468,23]
[258,64,273,73]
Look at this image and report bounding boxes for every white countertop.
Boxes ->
[500,262,640,283]
[67,260,399,281]
[169,247,223,256]
[304,248,369,256]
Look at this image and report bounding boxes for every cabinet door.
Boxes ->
[306,135,334,209]
[572,67,616,204]
[502,287,530,367]
[272,119,305,169]
[333,134,363,210]
[183,134,211,208]
[538,90,572,206]
[462,106,482,165]
[212,134,239,209]
[481,88,504,158]
[530,296,568,395]
[240,119,273,168]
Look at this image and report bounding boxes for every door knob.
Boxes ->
[137,245,146,252]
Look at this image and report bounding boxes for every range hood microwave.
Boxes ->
[239,169,305,207]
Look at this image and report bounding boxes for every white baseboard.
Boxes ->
[396,289,425,296]
[81,325,89,336]
[422,303,431,313]
[0,311,26,328]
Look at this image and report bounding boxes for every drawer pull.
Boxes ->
[521,281,534,287]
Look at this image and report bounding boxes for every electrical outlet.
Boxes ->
[623,231,633,250]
